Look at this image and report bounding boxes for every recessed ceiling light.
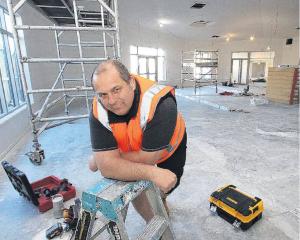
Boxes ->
[226,37,230,42]
[267,46,271,51]
[159,23,164,27]
[191,2,206,9]
[250,36,255,41]
[158,19,172,25]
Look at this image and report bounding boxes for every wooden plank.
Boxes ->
[267,79,293,84]
[267,80,293,86]
[268,67,295,73]
[268,97,290,104]
[268,74,294,79]
[267,85,292,90]
[268,72,295,78]
[267,91,290,98]
[267,87,291,92]
[267,94,290,100]
[268,74,295,79]
[266,67,296,104]
[267,87,292,93]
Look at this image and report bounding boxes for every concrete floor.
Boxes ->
[0,84,299,240]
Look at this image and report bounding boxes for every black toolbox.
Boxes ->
[2,161,76,212]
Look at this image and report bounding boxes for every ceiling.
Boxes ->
[118,0,299,41]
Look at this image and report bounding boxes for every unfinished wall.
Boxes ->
[281,37,299,65]
[182,36,299,83]
[118,16,184,86]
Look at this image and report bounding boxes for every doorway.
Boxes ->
[232,59,248,84]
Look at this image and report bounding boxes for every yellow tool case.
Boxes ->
[209,185,263,230]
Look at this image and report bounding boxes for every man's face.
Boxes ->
[93,66,135,116]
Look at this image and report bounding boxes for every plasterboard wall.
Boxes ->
[119,21,184,86]
[281,37,299,65]
[181,37,299,83]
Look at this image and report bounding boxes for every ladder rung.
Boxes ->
[36,5,67,9]
[22,57,107,63]
[136,215,168,240]
[49,16,74,19]
[63,78,84,81]
[79,19,103,23]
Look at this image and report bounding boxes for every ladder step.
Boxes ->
[136,215,168,240]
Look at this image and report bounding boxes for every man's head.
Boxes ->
[91,60,136,116]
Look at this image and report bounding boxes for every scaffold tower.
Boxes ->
[181,50,218,94]
[6,0,120,164]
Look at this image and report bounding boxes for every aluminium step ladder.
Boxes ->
[75,178,175,240]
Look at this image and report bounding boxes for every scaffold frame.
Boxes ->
[181,50,218,94]
[6,0,120,164]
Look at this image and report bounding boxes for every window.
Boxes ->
[130,45,166,82]
[0,7,26,118]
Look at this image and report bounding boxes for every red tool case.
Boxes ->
[1,161,76,212]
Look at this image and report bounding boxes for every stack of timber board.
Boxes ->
[266,67,299,104]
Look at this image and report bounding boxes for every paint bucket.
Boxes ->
[52,194,64,218]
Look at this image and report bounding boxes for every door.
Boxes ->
[232,59,248,84]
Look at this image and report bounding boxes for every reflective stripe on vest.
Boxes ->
[96,98,111,131]
[157,112,186,163]
[140,84,167,129]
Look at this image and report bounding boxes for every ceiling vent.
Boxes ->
[211,35,220,38]
[191,2,206,9]
[190,20,214,27]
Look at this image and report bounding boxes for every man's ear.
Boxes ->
[129,76,136,90]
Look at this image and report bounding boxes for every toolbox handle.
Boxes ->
[252,206,259,214]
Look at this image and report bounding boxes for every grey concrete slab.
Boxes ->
[0,85,299,239]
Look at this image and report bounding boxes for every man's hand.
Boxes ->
[150,167,177,193]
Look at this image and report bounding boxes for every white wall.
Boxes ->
[182,36,299,83]
[119,20,184,86]
[281,37,299,65]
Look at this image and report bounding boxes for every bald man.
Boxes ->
[89,60,187,221]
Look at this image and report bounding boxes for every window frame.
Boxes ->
[130,45,166,82]
[0,6,26,119]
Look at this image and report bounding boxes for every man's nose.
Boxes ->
[108,93,117,105]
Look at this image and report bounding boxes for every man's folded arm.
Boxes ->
[120,150,165,165]
[89,149,177,193]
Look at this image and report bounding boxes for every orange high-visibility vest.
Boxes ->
[92,75,185,163]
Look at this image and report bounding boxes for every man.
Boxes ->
[89,60,187,221]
